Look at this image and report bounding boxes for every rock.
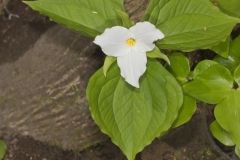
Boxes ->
[0,25,105,150]
[125,0,148,21]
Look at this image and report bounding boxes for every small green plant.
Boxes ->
[24,0,240,159]
[184,35,240,157]
[0,140,7,160]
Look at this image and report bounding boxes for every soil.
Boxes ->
[0,0,239,160]
[2,134,124,160]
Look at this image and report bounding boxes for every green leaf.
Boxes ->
[116,10,134,28]
[184,61,233,104]
[173,95,196,128]
[234,64,240,85]
[167,53,196,127]
[235,146,240,158]
[24,0,124,37]
[168,52,190,83]
[210,121,234,146]
[214,55,240,72]
[144,0,170,21]
[213,35,240,72]
[145,0,239,51]
[0,140,7,160]
[215,90,240,146]
[211,36,231,58]
[192,60,218,78]
[103,56,116,76]
[213,0,240,17]
[147,47,170,64]
[87,60,183,160]
[230,36,240,58]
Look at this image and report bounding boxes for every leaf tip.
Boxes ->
[103,70,107,77]
[22,0,33,5]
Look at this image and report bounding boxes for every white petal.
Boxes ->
[117,50,147,88]
[130,22,164,52]
[134,41,155,53]
[94,26,131,57]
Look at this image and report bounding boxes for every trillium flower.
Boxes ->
[94,22,164,88]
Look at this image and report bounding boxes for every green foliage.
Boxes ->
[0,140,7,160]
[184,59,240,157]
[145,0,239,51]
[236,146,240,157]
[168,53,190,84]
[192,60,218,78]
[103,56,116,76]
[212,36,231,58]
[230,36,240,58]
[210,121,234,146]
[184,61,233,104]
[214,55,240,72]
[87,60,183,160]
[116,10,134,28]
[168,52,197,127]
[214,36,240,72]
[215,90,240,147]
[173,95,196,128]
[147,47,170,64]
[234,64,240,85]
[24,0,125,37]
[213,0,240,17]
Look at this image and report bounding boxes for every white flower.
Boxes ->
[94,22,164,88]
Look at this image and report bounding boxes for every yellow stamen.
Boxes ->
[126,38,136,47]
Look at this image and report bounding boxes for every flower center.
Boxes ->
[126,38,136,47]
